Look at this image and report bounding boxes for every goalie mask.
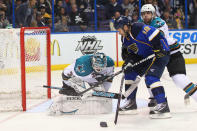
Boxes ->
[92,52,107,73]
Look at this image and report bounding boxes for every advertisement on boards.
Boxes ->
[169,30,197,59]
[51,32,117,65]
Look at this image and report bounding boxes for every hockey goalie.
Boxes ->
[49,52,115,115]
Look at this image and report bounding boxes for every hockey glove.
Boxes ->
[122,61,134,73]
[95,74,113,83]
[121,46,129,60]
[154,49,170,58]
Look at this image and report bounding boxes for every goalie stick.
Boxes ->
[43,85,125,99]
[77,70,123,96]
[43,54,155,98]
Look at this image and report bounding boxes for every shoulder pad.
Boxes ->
[150,17,165,28]
[106,56,114,67]
[74,55,93,76]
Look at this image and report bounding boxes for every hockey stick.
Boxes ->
[43,85,125,99]
[44,54,155,98]
[78,54,155,96]
[124,54,155,69]
[77,70,123,96]
[114,74,125,125]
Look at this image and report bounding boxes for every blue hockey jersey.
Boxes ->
[122,22,169,58]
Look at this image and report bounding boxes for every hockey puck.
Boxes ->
[100,121,108,127]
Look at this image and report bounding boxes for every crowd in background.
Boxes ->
[0,0,197,32]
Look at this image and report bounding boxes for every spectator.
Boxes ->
[4,0,12,22]
[153,0,161,17]
[0,8,10,28]
[0,0,7,11]
[97,0,109,6]
[109,11,121,31]
[162,10,177,29]
[56,7,69,21]
[121,0,135,16]
[31,6,38,27]
[194,0,197,28]
[36,11,46,27]
[40,4,51,25]
[69,4,88,31]
[15,0,23,10]
[144,0,154,4]
[105,0,123,19]
[15,0,37,27]
[129,0,138,8]
[124,8,132,21]
[36,0,52,14]
[76,0,88,12]
[131,11,138,22]
[55,0,66,16]
[67,0,77,13]
[174,8,184,29]
[55,16,69,32]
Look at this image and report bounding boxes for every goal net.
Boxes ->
[0,27,51,111]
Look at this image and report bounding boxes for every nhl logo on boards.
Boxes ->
[75,36,103,55]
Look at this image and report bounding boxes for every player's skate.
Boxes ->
[59,83,79,96]
[148,97,157,114]
[149,101,171,119]
[119,98,137,115]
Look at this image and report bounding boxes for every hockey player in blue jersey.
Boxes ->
[139,4,197,109]
[114,16,171,118]
[59,52,115,96]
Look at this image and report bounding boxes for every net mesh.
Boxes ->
[0,28,50,111]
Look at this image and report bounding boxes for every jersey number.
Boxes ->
[142,26,151,35]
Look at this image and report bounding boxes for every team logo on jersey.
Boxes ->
[76,64,85,73]
[156,21,162,26]
[75,36,103,55]
[128,43,138,54]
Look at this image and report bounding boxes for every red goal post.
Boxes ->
[20,27,51,111]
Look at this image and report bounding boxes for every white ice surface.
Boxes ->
[0,64,197,131]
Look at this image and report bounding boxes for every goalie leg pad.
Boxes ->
[49,96,112,115]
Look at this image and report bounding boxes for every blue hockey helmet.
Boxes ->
[92,52,107,73]
[114,16,131,30]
